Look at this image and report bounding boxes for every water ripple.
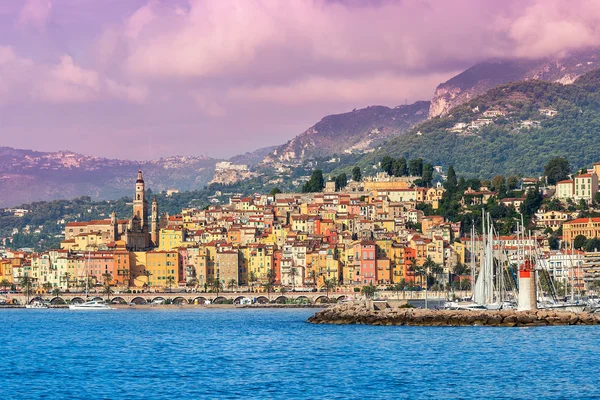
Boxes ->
[0,309,598,399]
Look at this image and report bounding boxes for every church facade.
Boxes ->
[62,171,160,251]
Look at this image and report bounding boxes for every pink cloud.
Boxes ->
[227,72,460,106]
[18,0,52,30]
[507,0,600,58]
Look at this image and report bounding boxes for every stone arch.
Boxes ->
[130,297,147,305]
[70,297,85,304]
[213,296,227,304]
[295,295,311,304]
[255,296,269,304]
[336,295,348,303]
[172,297,187,305]
[29,296,44,304]
[314,295,330,304]
[234,296,251,304]
[92,296,104,302]
[49,297,66,305]
[110,297,127,304]
[274,295,288,304]
[192,296,208,304]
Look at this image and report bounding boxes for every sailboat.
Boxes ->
[536,240,586,313]
[69,249,113,311]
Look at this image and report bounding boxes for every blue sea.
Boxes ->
[1,308,599,399]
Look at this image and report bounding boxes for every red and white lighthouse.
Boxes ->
[518,259,537,311]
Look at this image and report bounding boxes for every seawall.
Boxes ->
[307,303,600,327]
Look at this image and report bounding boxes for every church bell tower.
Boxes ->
[133,170,148,231]
[151,197,159,247]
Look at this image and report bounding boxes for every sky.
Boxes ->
[1,0,600,160]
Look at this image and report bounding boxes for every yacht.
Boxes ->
[69,300,114,310]
[25,300,49,309]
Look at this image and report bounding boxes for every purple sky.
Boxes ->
[1,0,600,160]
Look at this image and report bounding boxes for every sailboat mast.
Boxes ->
[471,225,475,298]
[570,240,575,302]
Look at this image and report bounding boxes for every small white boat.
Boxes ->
[69,300,114,310]
[26,300,49,309]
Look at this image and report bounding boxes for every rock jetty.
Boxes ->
[307,303,600,327]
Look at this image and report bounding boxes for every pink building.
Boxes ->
[354,240,376,284]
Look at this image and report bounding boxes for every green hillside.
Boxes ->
[354,68,600,177]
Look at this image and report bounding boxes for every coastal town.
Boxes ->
[1,157,600,305]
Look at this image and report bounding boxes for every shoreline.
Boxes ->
[0,303,328,310]
[308,303,600,327]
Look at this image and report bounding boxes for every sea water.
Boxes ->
[1,308,598,399]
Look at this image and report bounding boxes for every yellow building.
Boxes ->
[0,260,13,284]
[145,251,181,288]
[158,227,185,251]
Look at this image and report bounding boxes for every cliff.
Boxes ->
[429,50,600,118]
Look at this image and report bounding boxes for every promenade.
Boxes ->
[3,289,467,306]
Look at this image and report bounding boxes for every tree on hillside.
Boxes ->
[334,173,348,191]
[408,159,420,176]
[506,175,520,190]
[392,158,408,177]
[544,157,571,185]
[302,170,325,193]
[574,234,587,250]
[422,163,434,186]
[520,185,543,222]
[352,166,362,182]
[381,156,394,175]
[269,187,282,197]
[444,165,458,192]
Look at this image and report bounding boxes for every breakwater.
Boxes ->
[307,303,600,327]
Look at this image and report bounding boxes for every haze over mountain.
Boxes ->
[6,50,600,207]
[3,0,600,159]
[429,49,600,118]
[0,147,218,208]
[350,67,600,178]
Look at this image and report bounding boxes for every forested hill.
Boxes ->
[355,68,600,178]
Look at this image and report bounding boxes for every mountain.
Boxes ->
[0,147,219,208]
[352,68,600,178]
[261,101,430,166]
[429,49,600,118]
[228,145,279,166]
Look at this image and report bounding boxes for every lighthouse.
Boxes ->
[518,259,537,311]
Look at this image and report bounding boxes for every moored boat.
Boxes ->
[69,300,113,310]
[25,300,49,309]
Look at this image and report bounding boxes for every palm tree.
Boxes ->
[430,263,444,291]
[227,279,237,292]
[423,256,437,289]
[143,270,152,288]
[392,281,405,299]
[42,282,53,293]
[165,275,175,293]
[61,272,71,289]
[248,271,257,292]
[101,273,113,302]
[452,262,471,292]
[19,276,33,303]
[51,288,61,298]
[408,260,425,289]
[102,272,112,286]
[324,278,336,301]
[0,279,10,292]
[361,283,377,299]
[262,281,274,301]
[307,270,317,288]
[288,267,298,291]
[103,283,114,302]
[211,277,224,297]
[267,268,277,285]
